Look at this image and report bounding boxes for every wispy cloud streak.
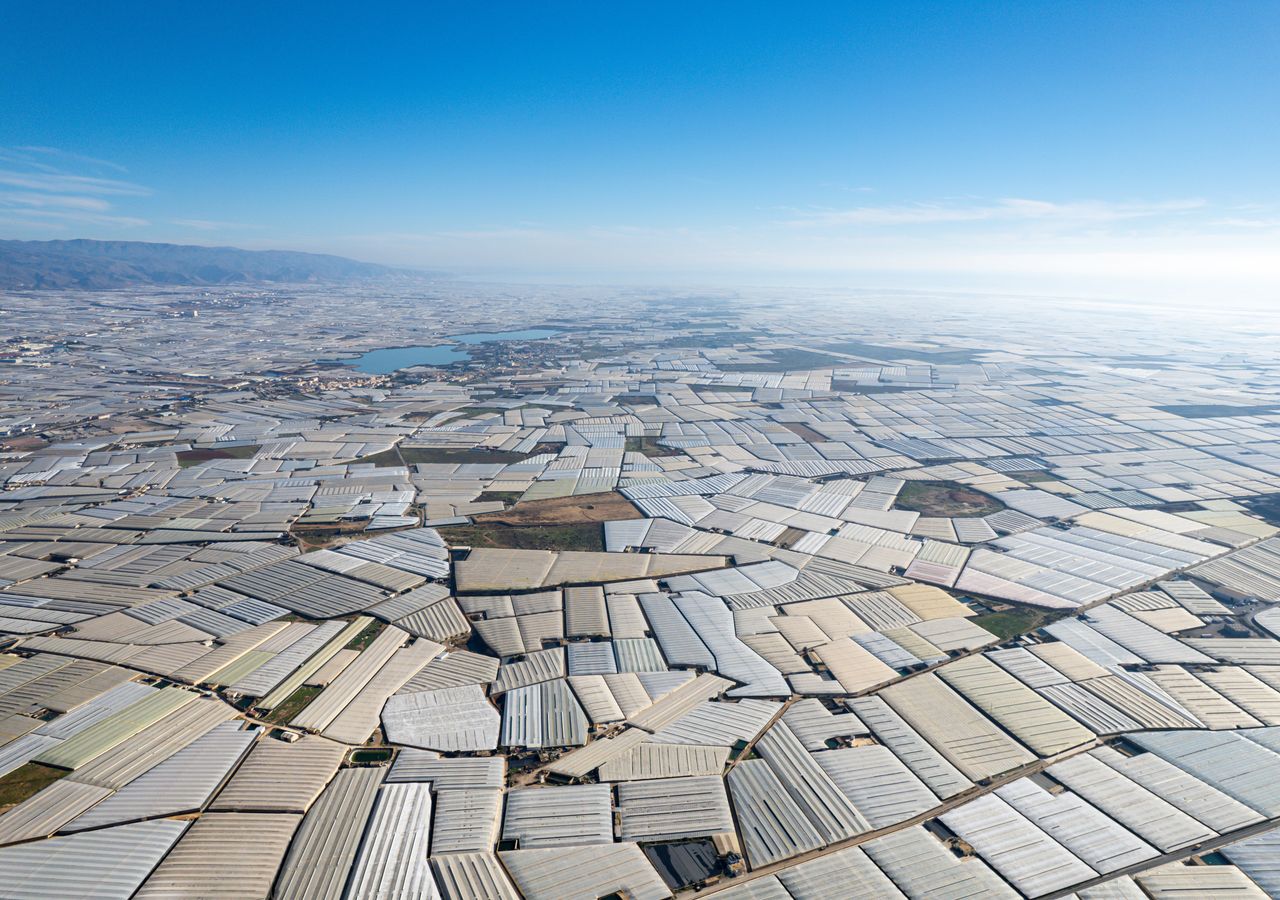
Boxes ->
[0,146,149,230]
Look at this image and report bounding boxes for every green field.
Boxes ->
[625,436,685,457]
[0,763,68,810]
[262,685,322,725]
[895,481,1004,517]
[476,490,526,505]
[974,608,1058,640]
[345,619,386,651]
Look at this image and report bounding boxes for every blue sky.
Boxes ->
[3,2,1278,299]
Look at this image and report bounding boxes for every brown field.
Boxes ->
[439,521,604,552]
[775,527,809,548]
[292,518,413,551]
[1,434,47,452]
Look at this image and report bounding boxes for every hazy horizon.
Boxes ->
[4,2,1279,304]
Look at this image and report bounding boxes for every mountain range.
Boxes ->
[0,239,402,290]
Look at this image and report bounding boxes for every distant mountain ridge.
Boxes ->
[0,238,401,289]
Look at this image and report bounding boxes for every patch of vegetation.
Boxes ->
[176,444,260,467]
[439,521,604,551]
[1245,493,1280,527]
[895,481,1004,517]
[477,490,525,506]
[974,607,1059,640]
[625,436,685,457]
[294,531,337,551]
[1019,470,1060,483]
[292,520,383,550]
[261,684,322,725]
[0,435,47,452]
[566,341,625,361]
[345,619,386,651]
[0,763,67,811]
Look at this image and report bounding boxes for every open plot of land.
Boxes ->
[262,684,322,724]
[366,446,530,467]
[474,491,641,526]
[895,481,1004,517]
[440,492,640,551]
[176,444,260,467]
[292,520,397,551]
[439,521,605,551]
[973,606,1062,640]
[0,763,68,812]
[0,435,48,452]
[781,422,830,442]
[625,436,685,457]
[345,618,386,651]
[1244,493,1280,527]
[1018,470,1062,484]
[476,490,525,506]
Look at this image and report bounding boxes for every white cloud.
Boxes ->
[782,197,1206,227]
[0,192,111,211]
[1208,216,1280,229]
[0,170,149,197]
[0,207,148,228]
[7,146,130,174]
